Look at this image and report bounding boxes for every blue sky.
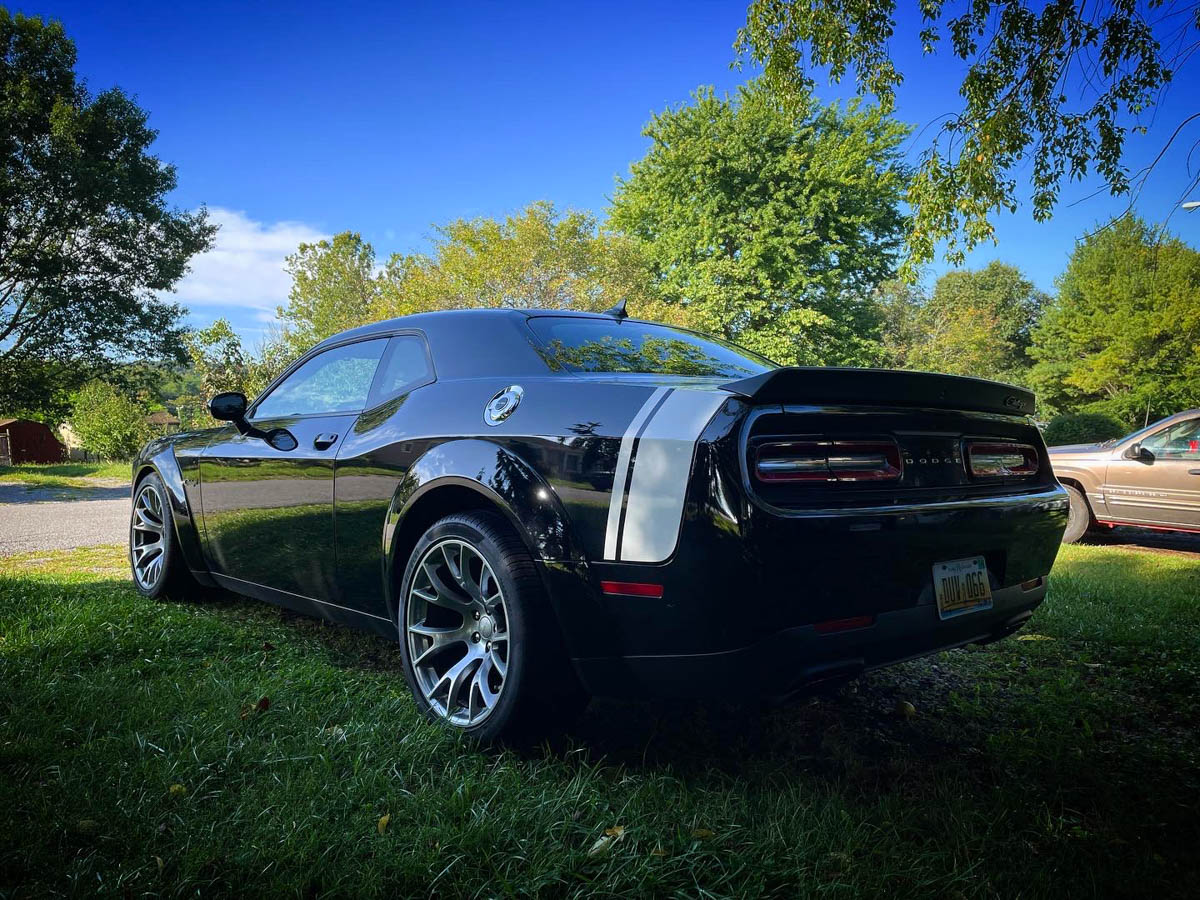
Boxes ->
[15,0,1200,343]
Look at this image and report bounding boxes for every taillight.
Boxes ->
[754,440,902,483]
[965,441,1039,477]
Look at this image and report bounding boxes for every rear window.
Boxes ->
[527,317,775,378]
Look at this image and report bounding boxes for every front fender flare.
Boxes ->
[132,439,212,583]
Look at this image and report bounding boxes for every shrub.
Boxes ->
[70,381,152,460]
[1042,411,1127,447]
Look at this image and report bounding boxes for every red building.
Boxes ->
[0,418,66,465]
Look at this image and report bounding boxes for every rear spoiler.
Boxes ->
[721,367,1035,417]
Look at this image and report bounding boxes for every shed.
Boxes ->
[0,418,67,465]
[146,410,181,433]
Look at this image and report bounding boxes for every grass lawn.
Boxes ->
[1,543,1197,897]
[0,461,130,488]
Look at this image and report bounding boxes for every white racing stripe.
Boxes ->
[603,388,727,563]
[603,387,670,560]
[619,391,727,563]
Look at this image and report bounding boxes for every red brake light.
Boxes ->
[600,581,664,599]
[965,441,1039,477]
[754,440,902,483]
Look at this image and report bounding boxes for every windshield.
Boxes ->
[527,317,776,378]
[1102,416,1174,447]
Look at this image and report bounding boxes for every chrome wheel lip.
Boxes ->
[130,482,167,590]
[405,537,511,727]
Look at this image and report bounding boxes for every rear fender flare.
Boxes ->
[382,439,594,627]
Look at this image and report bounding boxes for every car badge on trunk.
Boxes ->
[485,385,524,425]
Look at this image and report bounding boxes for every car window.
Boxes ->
[253,339,388,418]
[1109,415,1174,446]
[1140,418,1200,459]
[367,334,434,407]
[527,316,775,377]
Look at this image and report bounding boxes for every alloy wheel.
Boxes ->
[405,538,511,727]
[131,482,167,590]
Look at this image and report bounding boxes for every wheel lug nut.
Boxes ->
[472,632,481,642]
[473,611,480,620]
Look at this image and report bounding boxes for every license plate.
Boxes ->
[933,556,993,619]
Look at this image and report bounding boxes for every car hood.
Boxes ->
[1047,442,1114,460]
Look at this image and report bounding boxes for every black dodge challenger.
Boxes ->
[130,307,1068,740]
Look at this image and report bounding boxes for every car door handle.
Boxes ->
[1189,468,1200,475]
[313,432,339,451]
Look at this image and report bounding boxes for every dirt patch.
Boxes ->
[1093,526,1200,557]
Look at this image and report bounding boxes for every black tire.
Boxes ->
[129,471,197,601]
[397,511,587,743]
[1061,482,1096,544]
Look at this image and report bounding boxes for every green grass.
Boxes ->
[0,461,130,487]
[1,543,1197,897]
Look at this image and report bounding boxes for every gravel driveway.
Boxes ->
[0,482,130,557]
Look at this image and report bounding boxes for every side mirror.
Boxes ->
[1124,442,1153,461]
[207,391,296,451]
[208,391,248,424]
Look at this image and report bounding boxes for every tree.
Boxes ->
[69,381,151,460]
[0,11,215,415]
[179,318,293,428]
[737,1,1196,273]
[1029,216,1200,423]
[375,202,656,320]
[279,232,382,353]
[882,262,1048,384]
[185,318,249,398]
[608,81,909,365]
[1042,411,1128,446]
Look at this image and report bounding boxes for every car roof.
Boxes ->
[308,307,686,382]
[312,307,630,348]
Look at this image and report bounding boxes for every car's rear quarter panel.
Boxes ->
[331,375,669,644]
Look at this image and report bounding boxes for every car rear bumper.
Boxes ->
[571,579,1047,699]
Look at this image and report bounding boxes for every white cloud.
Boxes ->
[167,207,327,312]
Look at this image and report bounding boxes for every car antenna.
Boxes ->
[603,298,629,320]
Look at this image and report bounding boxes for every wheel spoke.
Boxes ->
[447,542,485,602]
[411,642,448,668]
[409,622,466,667]
[490,646,508,679]
[137,498,162,527]
[133,540,163,564]
[421,560,473,612]
[438,653,479,718]
[474,656,499,709]
[440,542,464,586]
[134,507,161,532]
[408,621,460,639]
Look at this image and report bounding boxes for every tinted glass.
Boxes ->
[527,317,775,377]
[367,335,434,406]
[1141,418,1200,459]
[254,339,387,418]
